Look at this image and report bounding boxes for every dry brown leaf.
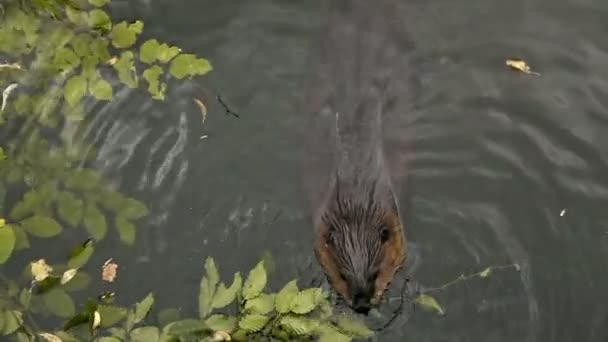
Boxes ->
[193,98,208,124]
[31,259,53,282]
[102,258,118,282]
[505,58,540,76]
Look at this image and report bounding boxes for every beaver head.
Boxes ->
[314,176,406,314]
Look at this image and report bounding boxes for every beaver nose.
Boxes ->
[352,292,371,314]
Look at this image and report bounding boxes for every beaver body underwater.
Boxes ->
[303,0,415,314]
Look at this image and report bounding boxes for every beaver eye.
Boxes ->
[380,226,390,243]
[326,226,336,245]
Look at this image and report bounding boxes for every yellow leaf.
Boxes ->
[212,331,232,341]
[38,332,62,342]
[479,267,491,278]
[61,268,78,285]
[92,310,102,330]
[505,58,540,76]
[31,259,53,281]
[414,294,445,315]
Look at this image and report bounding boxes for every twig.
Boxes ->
[216,95,239,118]
[374,276,412,331]
[423,263,519,294]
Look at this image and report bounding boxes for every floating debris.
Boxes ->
[200,135,208,140]
[505,58,541,76]
[61,268,78,285]
[102,258,118,282]
[31,259,52,282]
[194,98,208,123]
[560,209,566,217]
[0,63,23,70]
[1,83,18,113]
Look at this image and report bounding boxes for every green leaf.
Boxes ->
[317,324,351,342]
[0,224,16,264]
[62,271,91,292]
[44,288,76,318]
[71,33,92,57]
[157,44,181,64]
[97,337,122,342]
[13,94,31,115]
[97,305,128,328]
[290,288,323,314]
[279,315,319,336]
[91,38,111,62]
[8,224,27,251]
[66,6,88,26]
[244,294,275,315]
[275,280,299,314]
[143,65,166,100]
[113,51,138,88]
[414,294,445,315]
[64,75,87,107]
[89,77,113,100]
[88,9,111,31]
[2,310,23,335]
[336,315,374,338]
[130,326,160,342]
[67,239,94,268]
[120,198,149,220]
[65,169,101,191]
[10,190,39,220]
[21,215,62,238]
[57,191,84,227]
[479,267,491,278]
[169,54,212,79]
[211,272,242,309]
[134,292,154,324]
[139,39,160,64]
[83,203,107,240]
[89,0,110,7]
[110,21,143,49]
[205,257,220,292]
[204,314,237,333]
[242,260,267,300]
[82,55,98,80]
[199,277,214,319]
[157,308,181,328]
[54,47,81,72]
[19,288,31,308]
[116,216,136,245]
[238,314,269,333]
[165,319,208,336]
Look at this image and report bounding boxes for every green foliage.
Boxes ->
[414,294,445,315]
[0,221,16,264]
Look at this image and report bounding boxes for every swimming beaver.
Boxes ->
[304,0,412,314]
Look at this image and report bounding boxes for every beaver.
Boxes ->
[303,0,412,314]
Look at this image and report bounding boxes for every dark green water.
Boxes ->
[11,0,608,341]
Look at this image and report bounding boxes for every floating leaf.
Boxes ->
[92,310,102,330]
[102,259,118,282]
[275,280,299,314]
[139,39,160,64]
[143,65,166,100]
[505,58,540,76]
[116,216,136,245]
[88,9,111,31]
[317,324,351,342]
[205,257,220,292]
[165,319,208,336]
[479,267,491,278]
[238,314,269,333]
[157,44,181,64]
[89,77,113,100]
[290,288,323,314]
[21,215,62,238]
[110,21,143,49]
[244,294,275,315]
[169,54,212,79]
[130,326,160,342]
[31,259,53,281]
[112,51,138,88]
[279,315,319,336]
[82,55,98,80]
[211,272,242,309]
[120,198,149,220]
[193,98,207,123]
[414,294,445,315]
[0,224,15,264]
[65,6,88,26]
[53,47,81,72]
[242,260,267,300]
[44,288,76,318]
[57,191,84,227]
[63,312,91,331]
[91,38,111,62]
[97,305,127,328]
[84,203,107,240]
[2,310,23,335]
[204,314,237,333]
[336,314,374,338]
[157,308,181,328]
[65,168,101,191]
[19,288,31,308]
[199,277,214,318]
[10,190,39,220]
[62,271,91,292]
[71,33,92,57]
[67,239,94,269]
[134,292,154,324]
[64,75,87,107]
[89,0,110,7]
[61,268,79,285]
